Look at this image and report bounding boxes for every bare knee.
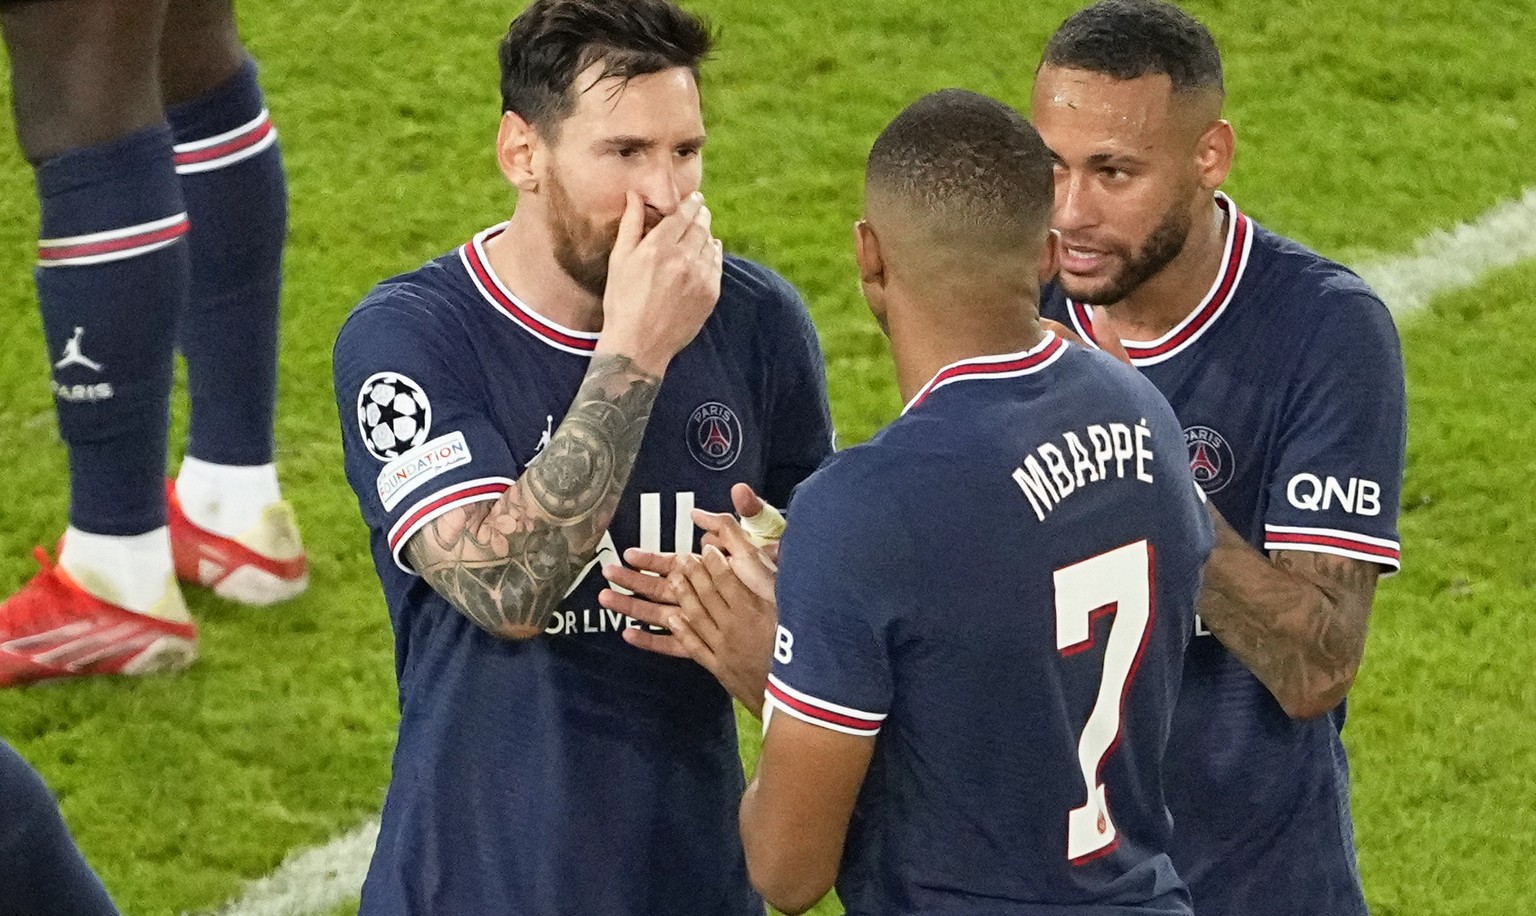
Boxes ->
[1,0,171,163]
[159,0,245,106]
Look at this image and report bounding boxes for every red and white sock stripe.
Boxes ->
[37,213,190,268]
[174,109,277,174]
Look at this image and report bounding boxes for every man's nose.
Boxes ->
[636,156,683,218]
[1054,171,1097,233]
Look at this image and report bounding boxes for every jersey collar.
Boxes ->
[458,224,601,356]
[902,332,1069,415]
[1066,192,1252,368]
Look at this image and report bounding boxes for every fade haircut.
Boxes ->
[1041,0,1223,96]
[499,0,713,137]
[866,89,1054,250]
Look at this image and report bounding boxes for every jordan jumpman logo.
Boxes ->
[54,327,105,372]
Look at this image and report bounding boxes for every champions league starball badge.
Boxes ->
[1185,425,1235,494]
[358,372,432,461]
[686,401,743,471]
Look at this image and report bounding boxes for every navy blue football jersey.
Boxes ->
[333,225,833,916]
[768,335,1214,916]
[1043,193,1408,916]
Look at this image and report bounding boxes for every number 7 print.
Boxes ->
[1054,539,1154,863]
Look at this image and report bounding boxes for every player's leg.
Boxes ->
[0,740,120,916]
[0,0,199,688]
[161,0,307,605]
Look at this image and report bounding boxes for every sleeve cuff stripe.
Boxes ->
[387,478,513,572]
[1263,539,1402,570]
[1264,524,1400,551]
[1264,529,1400,558]
[765,696,883,737]
[765,676,884,734]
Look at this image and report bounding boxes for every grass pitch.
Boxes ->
[1,1,1534,913]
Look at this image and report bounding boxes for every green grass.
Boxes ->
[1,1,1534,913]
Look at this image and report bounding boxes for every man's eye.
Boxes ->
[676,147,700,159]
[617,147,640,158]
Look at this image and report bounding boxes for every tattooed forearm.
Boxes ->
[1197,507,1379,720]
[404,354,662,639]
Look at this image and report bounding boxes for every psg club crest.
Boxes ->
[687,401,743,471]
[358,372,432,461]
[1184,425,1234,494]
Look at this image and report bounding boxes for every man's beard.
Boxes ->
[1065,203,1192,306]
[547,171,621,299]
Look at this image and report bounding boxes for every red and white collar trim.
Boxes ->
[1067,192,1252,368]
[459,224,600,356]
[903,332,1068,415]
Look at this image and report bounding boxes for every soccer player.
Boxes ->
[0,739,119,915]
[1033,2,1408,913]
[0,0,307,687]
[331,1,833,913]
[732,90,1213,914]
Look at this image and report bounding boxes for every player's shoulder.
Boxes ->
[792,438,912,528]
[338,251,469,349]
[1246,218,1394,331]
[722,253,799,301]
[720,254,813,323]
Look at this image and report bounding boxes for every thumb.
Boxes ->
[735,485,785,547]
[612,190,645,256]
[1090,305,1134,368]
[731,483,766,519]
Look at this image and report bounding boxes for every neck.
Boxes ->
[887,285,1045,405]
[1105,194,1228,340]
[482,208,605,332]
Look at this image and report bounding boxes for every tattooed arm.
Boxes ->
[404,355,660,638]
[1196,506,1380,720]
[403,190,723,639]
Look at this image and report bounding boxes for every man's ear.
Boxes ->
[497,110,541,193]
[1038,228,1062,285]
[1196,118,1235,191]
[854,219,885,288]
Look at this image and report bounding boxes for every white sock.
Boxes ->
[59,526,186,620]
[176,457,283,539]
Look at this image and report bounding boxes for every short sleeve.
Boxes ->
[1263,290,1406,571]
[759,271,835,507]
[766,456,904,737]
[333,288,520,573]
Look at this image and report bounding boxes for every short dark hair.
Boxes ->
[498,0,713,134]
[1041,0,1223,96]
[866,89,1054,246]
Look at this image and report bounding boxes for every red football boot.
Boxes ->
[167,483,308,606]
[0,548,198,688]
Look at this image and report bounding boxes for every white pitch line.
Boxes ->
[197,818,379,916]
[1356,186,1536,319]
[202,188,1536,916]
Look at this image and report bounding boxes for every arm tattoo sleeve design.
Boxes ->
[403,355,661,638]
[1198,515,1380,718]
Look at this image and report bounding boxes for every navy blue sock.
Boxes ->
[0,741,119,916]
[169,58,287,467]
[36,126,188,536]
